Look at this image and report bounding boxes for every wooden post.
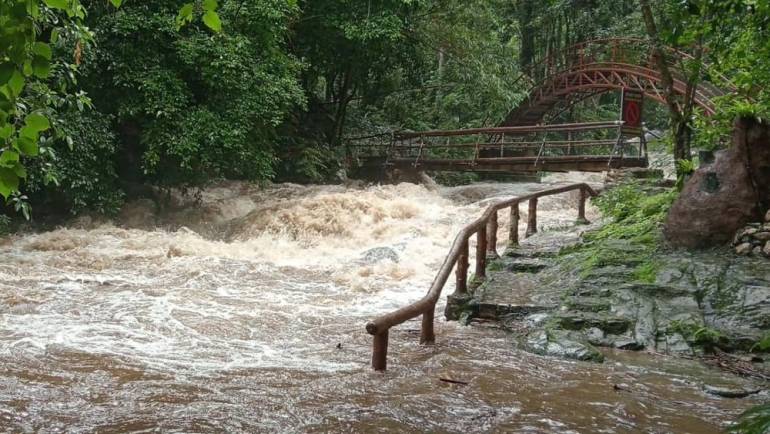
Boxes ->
[421,307,435,344]
[509,203,520,246]
[372,330,389,371]
[526,198,538,237]
[577,188,589,224]
[475,226,487,281]
[455,239,469,295]
[486,211,499,259]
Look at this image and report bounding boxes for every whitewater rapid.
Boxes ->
[0,176,753,433]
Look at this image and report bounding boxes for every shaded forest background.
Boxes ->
[2,0,769,217]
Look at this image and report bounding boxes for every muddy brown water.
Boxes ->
[0,178,762,433]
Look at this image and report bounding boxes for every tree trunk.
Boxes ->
[639,0,695,172]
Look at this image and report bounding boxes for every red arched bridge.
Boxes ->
[348,38,732,176]
[502,38,730,126]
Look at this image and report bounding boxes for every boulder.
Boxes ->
[764,242,770,257]
[736,243,753,255]
[665,117,770,248]
[360,247,399,264]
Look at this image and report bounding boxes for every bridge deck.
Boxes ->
[385,155,647,173]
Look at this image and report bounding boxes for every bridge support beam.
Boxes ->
[486,211,499,259]
[526,198,538,238]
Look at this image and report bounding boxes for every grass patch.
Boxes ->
[558,180,677,282]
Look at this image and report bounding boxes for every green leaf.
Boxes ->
[43,0,69,10]
[0,124,13,140]
[32,57,51,78]
[176,3,194,29]
[0,63,14,86]
[203,0,218,11]
[17,136,38,156]
[19,126,38,140]
[50,29,60,45]
[0,150,19,165]
[7,70,24,97]
[0,168,19,199]
[33,43,52,60]
[22,60,33,77]
[202,11,222,32]
[13,163,26,179]
[25,113,50,132]
[109,0,123,7]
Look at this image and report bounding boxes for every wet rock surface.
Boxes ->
[453,219,770,369]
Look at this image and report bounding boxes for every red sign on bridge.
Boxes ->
[621,90,644,136]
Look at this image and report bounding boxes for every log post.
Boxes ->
[455,239,469,295]
[475,226,487,282]
[421,307,435,344]
[509,203,520,246]
[577,187,589,224]
[486,211,499,259]
[372,330,389,371]
[526,198,538,237]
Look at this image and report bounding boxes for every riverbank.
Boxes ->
[456,175,770,401]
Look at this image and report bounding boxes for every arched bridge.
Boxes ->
[503,38,730,126]
[348,38,731,175]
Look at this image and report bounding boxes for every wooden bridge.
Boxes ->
[349,121,648,175]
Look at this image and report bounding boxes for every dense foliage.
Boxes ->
[0,0,768,217]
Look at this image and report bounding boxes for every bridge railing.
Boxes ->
[365,182,598,371]
[351,121,645,168]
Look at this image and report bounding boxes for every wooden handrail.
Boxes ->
[366,182,598,371]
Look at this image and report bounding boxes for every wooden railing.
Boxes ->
[365,183,598,371]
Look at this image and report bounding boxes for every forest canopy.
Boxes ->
[0,0,768,216]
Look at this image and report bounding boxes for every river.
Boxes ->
[0,177,757,432]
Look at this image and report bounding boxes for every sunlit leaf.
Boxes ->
[24,113,50,132]
[202,10,222,32]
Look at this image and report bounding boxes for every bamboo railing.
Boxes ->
[365,183,598,371]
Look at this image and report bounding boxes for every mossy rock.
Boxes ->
[555,311,632,335]
[523,330,604,363]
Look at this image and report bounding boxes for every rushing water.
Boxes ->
[0,177,761,433]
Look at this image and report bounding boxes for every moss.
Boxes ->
[558,180,676,283]
[634,261,660,284]
[669,320,726,349]
[486,259,506,272]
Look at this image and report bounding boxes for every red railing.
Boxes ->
[365,183,598,371]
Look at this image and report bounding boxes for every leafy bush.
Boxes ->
[25,110,124,215]
[80,0,304,186]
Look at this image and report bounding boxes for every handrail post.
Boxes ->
[455,239,469,295]
[526,198,538,238]
[475,226,487,282]
[421,307,435,344]
[577,187,589,225]
[509,203,520,247]
[486,211,499,259]
[372,330,389,371]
